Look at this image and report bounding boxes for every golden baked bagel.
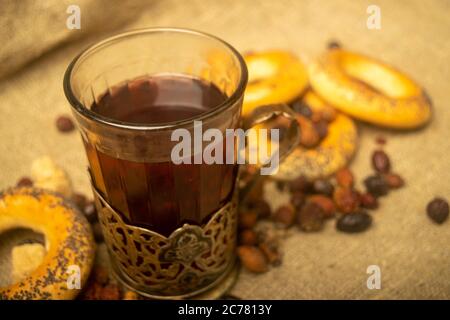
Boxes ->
[0,188,95,300]
[242,51,308,117]
[309,49,431,129]
[275,90,358,181]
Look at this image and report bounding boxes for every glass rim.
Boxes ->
[63,27,248,131]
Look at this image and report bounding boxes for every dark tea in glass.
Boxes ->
[65,28,298,298]
[85,74,238,237]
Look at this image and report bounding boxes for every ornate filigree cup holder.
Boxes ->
[92,187,238,299]
[64,28,303,300]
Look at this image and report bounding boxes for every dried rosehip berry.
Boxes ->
[312,179,334,197]
[100,284,120,300]
[72,192,87,211]
[259,242,282,266]
[274,204,296,228]
[80,282,102,300]
[239,210,258,229]
[248,199,272,219]
[297,202,325,232]
[364,175,389,197]
[336,210,372,233]
[290,191,306,209]
[384,173,405,189]
[309,195,335,218]
[372,150,391,173]
[123,290,139,300]
[239,229,258,246]
[56,115,75,133]
[426,198,449,224]
[359,192,378,210]
[314,119,328,140]
[327,40,341,49]
[245,179,264,203]
[299,121,320,148]
[333,186,360,213]
[276,181,288,192]
[237,246,268,273]
[256,226,278,245]
[321,107,337,123]
[93,266,110,286]
[289,176,311,193]
[310,111,323,123]
[375,136,386,145]
[16,176,33,187]
[291,100,313,118]
[335,168,354,188]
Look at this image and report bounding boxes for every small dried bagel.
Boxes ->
[243,50,308,117]
[0,188,95,300]
[276,90,358,181]
[309,49,431,129]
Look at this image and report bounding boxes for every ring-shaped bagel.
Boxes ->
[275,90,358,181]
[0,188,95,300]
[309,49,431,129]
[242,50,308,117]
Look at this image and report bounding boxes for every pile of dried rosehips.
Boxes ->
[78,266,139,300]
[237,140,410,273]
[18,117,450,278]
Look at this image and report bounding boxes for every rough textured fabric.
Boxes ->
[0,0,449,299]
[0,0,145,79]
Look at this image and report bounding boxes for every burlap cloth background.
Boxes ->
[0,0,449,299]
